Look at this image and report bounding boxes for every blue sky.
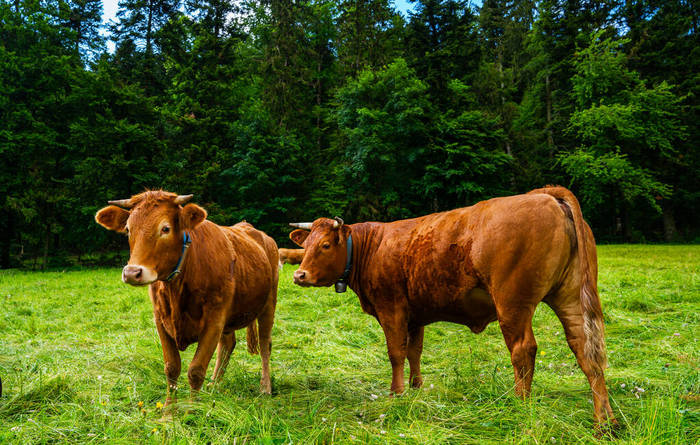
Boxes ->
[394,0,415,14]
[102,0,119,27]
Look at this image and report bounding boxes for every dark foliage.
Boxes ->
[0,0,698,268]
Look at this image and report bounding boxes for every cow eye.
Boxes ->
[162,226,170,234]
[322,242,330,249]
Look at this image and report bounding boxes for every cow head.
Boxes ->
[289,217,351,287]
[95,191,206,286]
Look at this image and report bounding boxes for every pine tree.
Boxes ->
[622,0,700,239]
[111,0,179,56]
[405,0,481,105]
[336,0,403,76]
[58,0,104,60]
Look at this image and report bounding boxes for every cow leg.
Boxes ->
[155,320,181,407]
[549,298,617,431]
[257,294,276,395]
[377,310,408,394]
[407,326,424,388]
[188,322,224,398]
[210,330,236,386]
[497,307,537,398]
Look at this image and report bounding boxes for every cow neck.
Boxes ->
[345,222,379,295]
[164,231,192,282]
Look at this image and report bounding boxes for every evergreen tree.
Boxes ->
[110,0,180,93]
[405,0,481,105]
[2,0,699,268]
[58,0,104,59]
[622,0,700,238]
[111,0,179,56]
[476,0,533,160]
[336,0,403,76]
[334,58,432,219]
[559,32,687,239]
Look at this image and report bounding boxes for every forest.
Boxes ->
[0,0,698,268]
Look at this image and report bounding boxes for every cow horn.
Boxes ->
[333,216,344,228]
[107,199,133,208]
[289,222,313,230]
[174,194,193,205]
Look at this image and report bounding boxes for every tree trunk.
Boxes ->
[146,0,153,56]
[545,73,554,153]
[622,202,632,242]
[0,210,12,269]
[662,202,677,242]
[42,221,50,271]
[76,22,82,53]
[316,58,322,151]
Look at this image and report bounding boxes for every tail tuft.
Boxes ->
[582,282,608,371]
[247,322,259,355]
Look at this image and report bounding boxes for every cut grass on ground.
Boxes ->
[0,245,698,444]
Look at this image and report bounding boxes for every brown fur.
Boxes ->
[95,190,278,401]
[290,186,616,429]
[246,323,259,354]
[278,248,305,265]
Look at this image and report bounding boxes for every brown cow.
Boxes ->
[278,248,305,267]
[289,186,617,431]
[95,190,278,405]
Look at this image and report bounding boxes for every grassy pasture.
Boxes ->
[0,245,698,444]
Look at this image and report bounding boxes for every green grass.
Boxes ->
[0,245,698,444]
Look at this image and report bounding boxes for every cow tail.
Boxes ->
[532,186,608,371]
[247,322,259,355]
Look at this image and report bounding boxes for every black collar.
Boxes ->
[165,232,192,282]
[334,234,352,293]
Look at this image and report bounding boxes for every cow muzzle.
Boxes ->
[293,269,311,286]
[122,265,157,286]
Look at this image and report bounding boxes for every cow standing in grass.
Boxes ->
[278,248,305,267]
[95,190,278,404]
[289,186,617,431]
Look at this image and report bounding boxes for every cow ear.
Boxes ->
[340,225,352,242]
[290,229,309,246]
[95,206,129,233]
[181,203,207,230]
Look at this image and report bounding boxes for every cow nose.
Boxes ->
[122,265,143,284]
[293,269,306,284]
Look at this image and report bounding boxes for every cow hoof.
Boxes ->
[410,376,423,388]
[160,406,176,420]
[389,387,405,396]
[594,419,621,439]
